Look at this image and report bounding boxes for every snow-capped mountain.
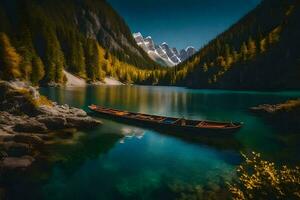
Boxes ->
[133,32,196,67]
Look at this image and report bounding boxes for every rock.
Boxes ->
[13,134,44,147]
[47,82,62,87]
[66,116,102,129]
[70,108,87,117]
[250,104,278,115]
[37,106,101,130]
[0,81,104,174]
[13,120,47,133]
[37,116,67,130]
[37,106,62,116]
[0,130,14,142]
[34,134,54,141]
[0,156,35,169]
[54,129,76,139]
[0,141,31,157]
[250,100,300,131]
[0,81,40,115]
[0,111,15,125]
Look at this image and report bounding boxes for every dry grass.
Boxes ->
[35,95,53,107]
[277,99,300,112]
[14,88,53,107]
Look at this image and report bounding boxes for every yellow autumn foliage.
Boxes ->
[229,152,300,200]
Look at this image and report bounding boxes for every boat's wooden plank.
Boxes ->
[88,105,242,133]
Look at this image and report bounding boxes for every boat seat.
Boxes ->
[197,121,206,127]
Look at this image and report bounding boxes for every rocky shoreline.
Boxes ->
[250,99,300,131]
[0,81,102,171]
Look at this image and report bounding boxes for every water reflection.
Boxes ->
[33,85,300,200]
[120,127,145,143]
[2,131,122,200]
[40,85,300,160]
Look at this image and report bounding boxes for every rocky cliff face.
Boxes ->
[79,9,141,57]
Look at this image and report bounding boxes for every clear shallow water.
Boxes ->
[6,86,300,199]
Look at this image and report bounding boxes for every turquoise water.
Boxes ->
[6,86,300,199]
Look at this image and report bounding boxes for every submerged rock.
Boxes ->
[0,156,35,170]
[13,134,44,147]
[1,141,31,157]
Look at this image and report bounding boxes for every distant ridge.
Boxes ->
[171,0,300,90]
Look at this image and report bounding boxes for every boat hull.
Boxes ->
[88,106,242,137]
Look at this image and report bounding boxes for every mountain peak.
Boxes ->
[133,32,197,67]
[133,32,143,38]
[186,46,195,50]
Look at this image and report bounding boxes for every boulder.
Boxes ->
[0,134,14,143]
[37,116,67,130]
[0,81,40,116]
[69,107,87,117]
[0,156,35,169]
[1,141,31,157]
[37,106,62,116]
[13,120,47,133]
[250,104,278,115]
[13,134,44,147]
[0,112,15,125]
[66,116,102,129]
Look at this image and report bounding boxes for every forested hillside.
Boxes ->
[0,0,163,85]
[169,0,300,90]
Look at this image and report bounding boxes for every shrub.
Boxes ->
[229,152,300,200]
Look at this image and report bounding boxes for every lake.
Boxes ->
[5,85,300,199]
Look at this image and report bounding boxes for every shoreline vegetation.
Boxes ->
[0,81,102,172]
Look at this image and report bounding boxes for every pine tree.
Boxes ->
[19,51,32,81]
[241,42,248,61]
[259,38,267,53]
[43,27,65,83]
[0,32,21,80]
[55,48,65,83]
[97,44,106,81]
[70,38,86,78]
[247,37,257,58]
[31,55,45,85]
[203,62,208,72]
[233,51,239,63]
[225,44,233,67]
[17,27,34,81]
[85,39,99,81]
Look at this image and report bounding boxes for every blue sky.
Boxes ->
[108,0,261,50]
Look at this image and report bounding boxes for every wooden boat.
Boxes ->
[88,105,243,136]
